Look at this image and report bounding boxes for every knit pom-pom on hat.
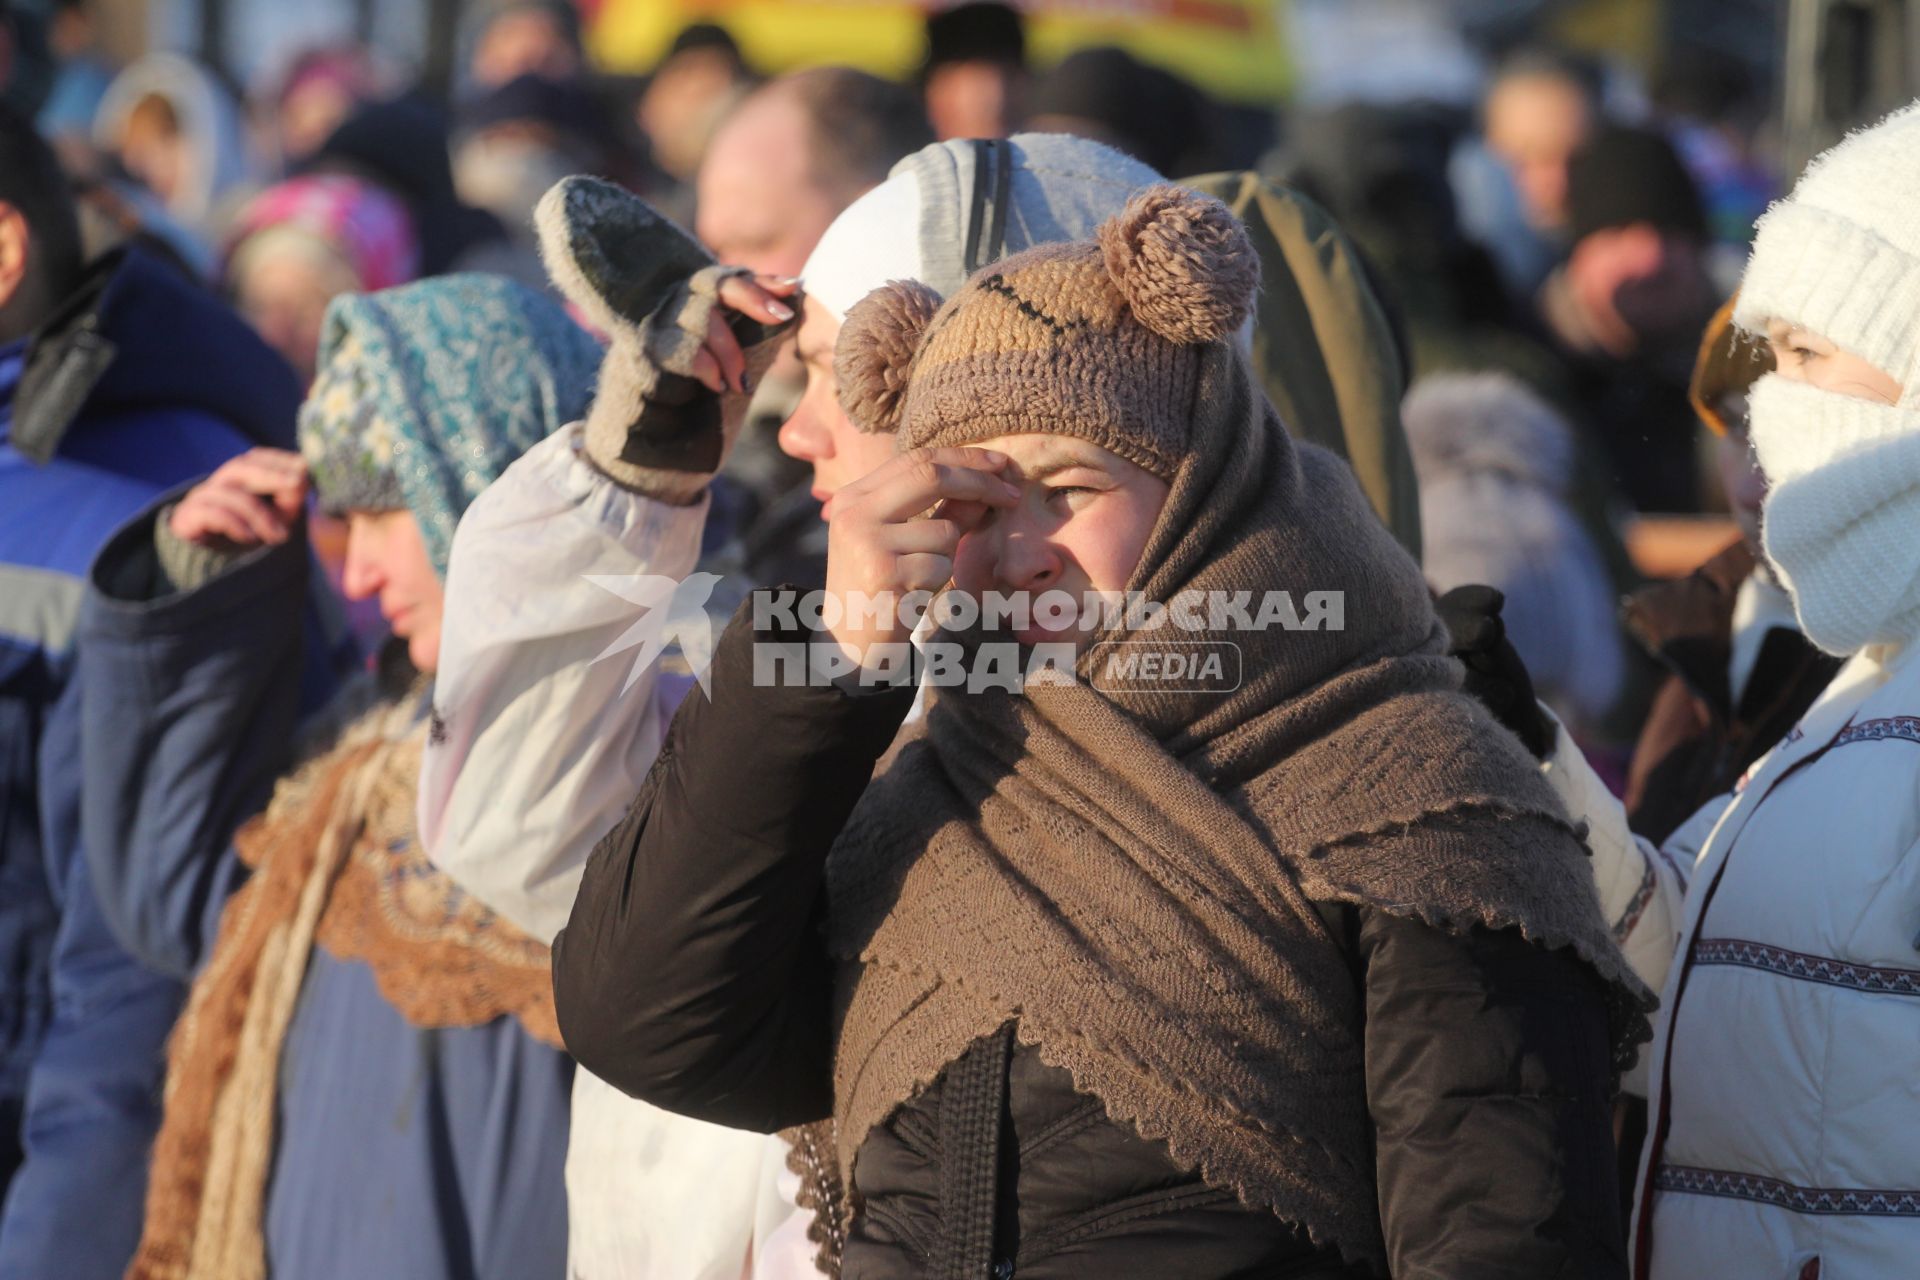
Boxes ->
[836,279,945,434]
[1098,184,1259,344]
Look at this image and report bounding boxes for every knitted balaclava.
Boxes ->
[1736,102,1920,388]
[836,185,1256,482]
[1733,102,1920,655]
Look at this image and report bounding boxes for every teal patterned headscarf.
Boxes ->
[298,273,601,576]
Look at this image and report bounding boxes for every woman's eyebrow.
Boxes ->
[1020,456,1107,481]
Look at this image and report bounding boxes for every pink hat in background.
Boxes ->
[225,173,421,294]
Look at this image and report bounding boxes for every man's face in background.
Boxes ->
[694,90,841,279]
[1486,72,1592,234]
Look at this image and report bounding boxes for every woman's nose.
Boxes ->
[777,403,832,462]
[995,527,1062,593]
[340,532,383,601]
[340,558,381,602]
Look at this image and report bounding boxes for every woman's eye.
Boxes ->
[1047,485,1099,505]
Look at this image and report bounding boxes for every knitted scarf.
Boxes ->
[823,340,1654,1274]
[1746,373,1920,655]
[128,689,560,1280]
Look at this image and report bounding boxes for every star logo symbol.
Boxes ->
[584,571,726,696]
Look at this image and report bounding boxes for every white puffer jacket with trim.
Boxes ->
[1554,641,1920,1280]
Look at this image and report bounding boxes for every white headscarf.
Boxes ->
[802,133,1165,320]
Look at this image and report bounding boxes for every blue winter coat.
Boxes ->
[76,500,572,1280]
[0,248,332,1278]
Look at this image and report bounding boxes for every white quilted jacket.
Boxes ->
[1554,641,1920,1280]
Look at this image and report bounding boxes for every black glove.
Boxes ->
[1436,585,1555,759]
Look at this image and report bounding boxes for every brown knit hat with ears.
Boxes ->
[834,185,1261,480]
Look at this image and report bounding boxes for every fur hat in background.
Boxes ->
[834,185,1258,480]
[921,1,1026,72]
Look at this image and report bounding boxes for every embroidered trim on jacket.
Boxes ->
[1691,937,1920,997]
[1834,716,1920,748]
[1656,1165,1920,1216]
[1613,861,1657,943]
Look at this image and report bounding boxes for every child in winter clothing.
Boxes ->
[549,186,1649,1278]
[78,274,597,1280]
[1534,100,1920,1279]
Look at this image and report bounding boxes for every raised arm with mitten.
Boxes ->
[421,177,798,940]
[538,175,800,503]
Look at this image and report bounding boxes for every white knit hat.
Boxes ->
[800,171,926,321]
[801,133,1165,321]
[1735,101,1920,393]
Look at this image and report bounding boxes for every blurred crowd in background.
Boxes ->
[0,1,1889,1275]
[0,0,1799,768]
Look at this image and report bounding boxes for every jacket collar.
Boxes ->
[11,247,300,465]
[1626,536,1847,727]
[11,254,122,464]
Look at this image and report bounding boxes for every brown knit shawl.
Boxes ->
[824,341,1654,1273]
[129,689,560,1280]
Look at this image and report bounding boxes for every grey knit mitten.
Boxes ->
[536,175,798,504]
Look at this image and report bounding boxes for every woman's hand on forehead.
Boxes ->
[821,446,1021,672]
[169,447,311,550]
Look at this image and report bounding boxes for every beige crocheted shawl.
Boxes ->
[127,689,559,1280]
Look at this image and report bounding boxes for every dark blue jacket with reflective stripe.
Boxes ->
[0,249,341,1279]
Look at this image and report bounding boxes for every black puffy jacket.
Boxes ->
[553,604,1627,1278]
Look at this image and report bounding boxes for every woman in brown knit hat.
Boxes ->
[553,186,1650,1278]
